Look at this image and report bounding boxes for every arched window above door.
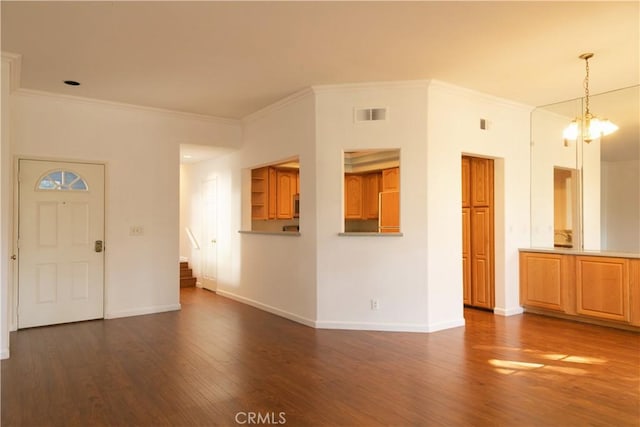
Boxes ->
[37,170,88,191]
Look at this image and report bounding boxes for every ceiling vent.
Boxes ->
[355,107,388,122]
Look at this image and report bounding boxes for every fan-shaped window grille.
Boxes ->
[37,170,88,191]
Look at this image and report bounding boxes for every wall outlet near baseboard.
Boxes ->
[370,299,380,310]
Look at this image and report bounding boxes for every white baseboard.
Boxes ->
[315,320,433,332]
[316,318,465,333]
[215,290,316,328]
[104,303,181,319]
[494,306,524,316]
[425,318,466,332]
[1,347,9,360]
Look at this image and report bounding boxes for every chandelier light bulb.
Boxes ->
[563,53,618,145]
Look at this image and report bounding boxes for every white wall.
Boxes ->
[602,159,640,252]
[314,82,433,331]
[184,90,318,325]
[426,81,531,319]
[8,90,241,331]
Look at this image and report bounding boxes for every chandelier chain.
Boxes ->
[583,56,590,116]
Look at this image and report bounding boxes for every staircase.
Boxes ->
[180,261,197,288]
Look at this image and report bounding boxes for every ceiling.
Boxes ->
[1,1,639,162]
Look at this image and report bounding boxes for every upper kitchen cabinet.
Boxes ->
[276,169,297,219]
[382,167,399,192]
[343,149,400,233]
[250,157,300,231]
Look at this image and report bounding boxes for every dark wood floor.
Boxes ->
[2,288,639,426]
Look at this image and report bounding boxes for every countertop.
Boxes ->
[519,247,640,259]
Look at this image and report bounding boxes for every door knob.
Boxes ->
[10,254,16,260]
[95,240,104,253]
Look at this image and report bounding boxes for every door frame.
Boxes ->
[12,156,107,330]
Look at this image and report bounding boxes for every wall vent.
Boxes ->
[355,107,388,122]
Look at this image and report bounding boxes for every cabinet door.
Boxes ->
[471,158,492,207]
[344,175,363,219]
[461,157,470,208]
[462,208,471,305]
[268,167,277,219]
[382,167,399,192]
[471,207,493,308]
[363,173,381,219]
[519,252,569,312]
[379,191,399,232]
[276,170,295,219]
[576,256,629,322]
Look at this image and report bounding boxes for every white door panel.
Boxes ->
[202,178,217,291]
[18,160,105,328]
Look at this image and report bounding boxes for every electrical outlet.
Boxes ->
[130,225,144,236]
[370,299,380,310]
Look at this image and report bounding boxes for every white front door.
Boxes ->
[202,178,217,291]
[18,159,105,328]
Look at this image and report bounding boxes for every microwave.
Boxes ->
[293,194,300,218]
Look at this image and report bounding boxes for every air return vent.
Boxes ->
[355,107,388,122]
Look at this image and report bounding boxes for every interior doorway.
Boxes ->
[461,156,495,310]
[17,159,105,328]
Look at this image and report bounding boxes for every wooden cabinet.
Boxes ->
[251,167,298,220]
[631,259,640,327]
[520,250,639,330]
[268,167,277,219]
[471,206,492,308]
[519,252,574,313]
[345,173,383,220]
[379,191,399,233]
[362,173,381,219]
[382,167,399,191]
[576,256,629,322]
[461,157,470,207]
[462,156,494,309]
[276,170,297,219]
[344,174,363,219]
[462,207,471,305]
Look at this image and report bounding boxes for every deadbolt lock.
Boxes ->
[95,240,104,253]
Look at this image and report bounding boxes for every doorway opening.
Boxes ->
[461,156,495,310]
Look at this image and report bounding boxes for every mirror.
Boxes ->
[531,85,640,253]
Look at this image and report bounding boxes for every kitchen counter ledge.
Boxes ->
[239,230,300,237]
[519,247,640,259]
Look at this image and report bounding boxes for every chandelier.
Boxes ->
[563,53,618,145]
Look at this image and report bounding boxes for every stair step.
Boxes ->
[180,261,189,269]
[180,277,197,288]
[180,268,193,278]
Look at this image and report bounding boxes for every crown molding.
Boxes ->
[428,79,534,112]
[312,79,431,94]
[242,87,314,124]
[12,88,241,126]
[1,52,22,92]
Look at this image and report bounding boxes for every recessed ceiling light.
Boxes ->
[63,80,80,86]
